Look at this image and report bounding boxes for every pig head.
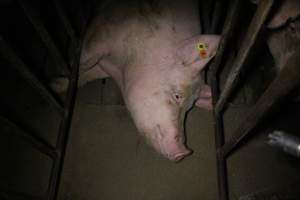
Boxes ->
[122,35,220,161]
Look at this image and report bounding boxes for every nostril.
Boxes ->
[172,149,192,162]
[174,135,180,141]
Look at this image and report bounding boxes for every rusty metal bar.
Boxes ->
[209,0,241,199]
[53,0,76,43]
[0,115,58,159]
[215,0,274,113]
[0,36,64,116]
[220,47,300,158]
[18,0,70,76]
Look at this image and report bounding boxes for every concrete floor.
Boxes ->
[57,79,218,200]
[56,79,300,200]
[2,76,300,199]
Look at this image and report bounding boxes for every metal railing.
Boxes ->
[207,0,300,200]
[0,1,86,199]
[1,1,299,200]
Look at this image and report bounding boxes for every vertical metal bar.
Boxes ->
[215,0,274,113]
[17,0,70,76]
[209,0,224,33]
[47,40,81,200]
[199,0,213,33]
[46,1,89,199]
[0,115,58,159]
[220,47,300,158]
[53,0,76,43]
[209,0,241,199]
[0,36,64,116]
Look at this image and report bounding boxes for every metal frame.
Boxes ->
[1,0,299,200]
[0,1,85,199]
[209,0,300,200]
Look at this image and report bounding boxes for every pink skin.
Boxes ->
[123,35,220,161]
[52,0,220,161]
[196,84,213,110]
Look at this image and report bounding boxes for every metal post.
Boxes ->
[209,0,240,199]
[0,36,64,116]
[199,0,213,33]
[220,47,300,158]
[209,0,224,34]
[215,0,274,113]
[47,41,82,200]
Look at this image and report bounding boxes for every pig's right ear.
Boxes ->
[176,34,221,72]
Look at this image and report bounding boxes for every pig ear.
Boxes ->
[195,84,213,110]
[176,34,221,72]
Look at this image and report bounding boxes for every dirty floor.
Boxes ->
[57,79,217,200]
[56,79,300,200]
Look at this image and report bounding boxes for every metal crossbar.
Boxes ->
[18,0,71,77]
[215,0,274,113]
[0,1,82,199]
[209,0,300,200]
[0,36,64,116]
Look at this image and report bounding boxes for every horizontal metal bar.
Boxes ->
[215,0,274,113]
[0,115,58,159]
[220,46,300,158]
[0,36,64,116]
[53,0,76,43]
[18,0,70,76]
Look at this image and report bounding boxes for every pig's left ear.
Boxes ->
[176,34,221,71]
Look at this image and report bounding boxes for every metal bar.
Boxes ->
[220,47,300,158]
[46,3,88,199]
[209,0,241,199]
[199,0,213,33]
[47,40,81,200]
[0,36,64,116]
[0,115,58,159]
[215,0,274,113]
[18,0,70,76]
[209,0,224,33]
[53,0,76,43]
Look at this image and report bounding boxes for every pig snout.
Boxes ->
[150,125,192,162]
[167,144,192,162]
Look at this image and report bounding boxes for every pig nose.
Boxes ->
[172,149,192,162]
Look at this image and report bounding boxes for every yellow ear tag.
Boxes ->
[196,42,207,59]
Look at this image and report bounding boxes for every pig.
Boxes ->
[51,0,220,161]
